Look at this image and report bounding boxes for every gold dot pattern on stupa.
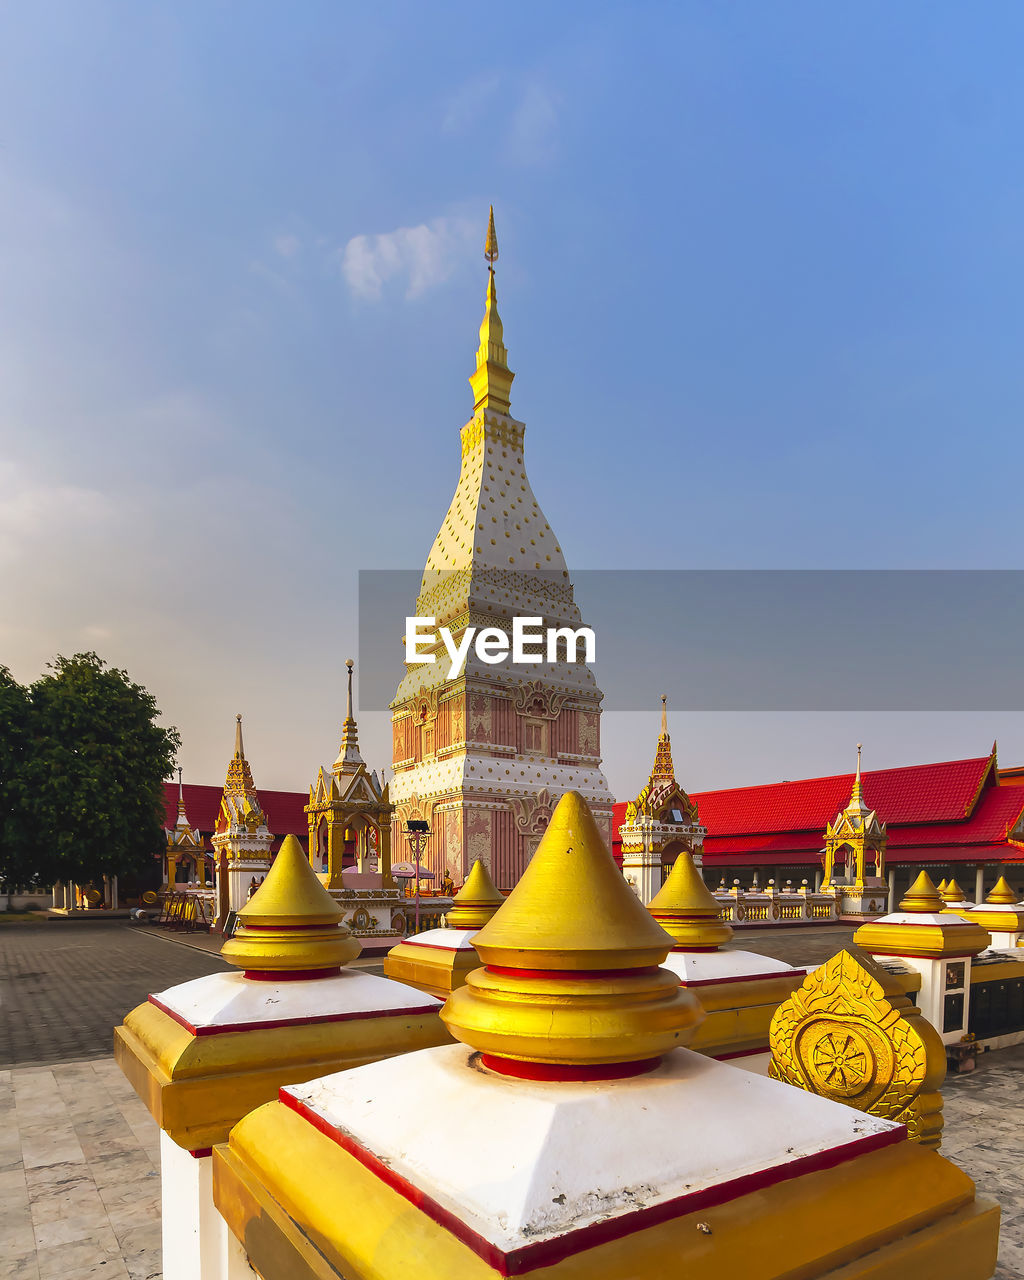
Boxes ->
[221,835,361,977]
[441,790,702,1076]
[648,851,733,951]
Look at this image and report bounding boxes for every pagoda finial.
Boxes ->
[898,871,944,914]
[446,859,505,930]
[660,694,668,739]
[176,765,186,820]
[485,204,498,268]
[441,791,702,1077]
[235,714,244,759]
[334,658,365,773]
[221,834,360,977]
[986,875,1017,905]
[469,207,514,414]
[648,852,733,951]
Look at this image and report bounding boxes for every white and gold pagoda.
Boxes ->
[389,210,614,890]
[211,715,273,922]
[164,767,208,889]
[619,697,706,903]
[821,744,888,919]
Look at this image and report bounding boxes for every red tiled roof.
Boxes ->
[694,755,993,835]
[162,782,310,851]
[612,753,1024,868]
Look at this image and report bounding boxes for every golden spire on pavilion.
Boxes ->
[898,871,944,914]
[174,765,188,824]
[334,658,365,773]
[649,694,676,786]
[221,835,360,977]
[845,743,869,817]
[441,791,702,1077]
[986,875,1018,905]
[445,859,505,930]
[469,206,514,414]
[648,851,733,951]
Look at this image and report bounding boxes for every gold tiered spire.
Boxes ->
[224,714,259,798]
[469,207,514,414]
[987,876,1018,905]
[649,694,676,786]
[648,852,733,951]
[221,835,360,977]
[898,872,944,914]
[941,878,966,904]
[441,791,702,1077]
[445,859,505,929]
[846,743,869,817]
[334,658,365,772]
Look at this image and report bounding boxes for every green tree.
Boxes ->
[27,653,180,888]
[0,666,40,890]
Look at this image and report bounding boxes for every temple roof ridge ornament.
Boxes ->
[441,790,701,1074]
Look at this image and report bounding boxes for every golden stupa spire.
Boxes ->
[235,713,244,758]
[469,206,514,414]
[899,871,944,914]
[941,878,966,904]
[223,714,261,803]
[845,743,869,816]
[445,859,505,929]
[175,765,187,822]
[648,852,733,951]
[649,695,676,786]
[221,835,360,978]
[334,658,365,772]
[441,791,702,1078]
[986,875,1018,905]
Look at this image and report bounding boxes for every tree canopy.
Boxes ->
[0,653,180,889]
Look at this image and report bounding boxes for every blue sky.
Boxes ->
[2,3,1023,797]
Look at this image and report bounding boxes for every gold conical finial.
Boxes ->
[986,876,1017,906]
[446,859,505,929]
[660,694,668,738]
[485,204,498,267]
[936,878,949,894]
[648,852,733,951]
[941,878,965,904]
[468,208,514,414]
[235,714,244,759]
[221,835,360,977]
[899,871,944,914]
[176,765,186,819]
[441,791,702,1077]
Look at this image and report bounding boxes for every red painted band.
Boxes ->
[668,945,719,953]
[280,1089,906,1278]
[679,969,806,988]
[189,1147,213,1159]
[484,964,660,980]
[400,939,475,953]
[479,1054,662,1082]
[714,1046,768,1061]
[243,967,340,981]
[147,993,439,1038]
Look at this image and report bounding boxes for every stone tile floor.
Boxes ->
[0,1059,161,1279]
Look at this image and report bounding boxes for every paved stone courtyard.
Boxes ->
[0,920,1021,1278]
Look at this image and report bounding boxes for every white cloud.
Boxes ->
[339,217,476,301]
[0,460,113,568]
[274,233,301,259]
[442,74,560,166]
[508,82,560,165]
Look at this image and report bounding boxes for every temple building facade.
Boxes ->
[388,212,613,888]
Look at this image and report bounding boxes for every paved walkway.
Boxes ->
[0,922,229,1070]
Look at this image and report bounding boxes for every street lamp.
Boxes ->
[405,819,431,934]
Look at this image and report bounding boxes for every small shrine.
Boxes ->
[210,715,274,924]
[306,660,394,888]
[648,851,804,1070]
[619,698,706,904]
[821,744,888,919]
[163,767,208,888]
[212,791,999,1279]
